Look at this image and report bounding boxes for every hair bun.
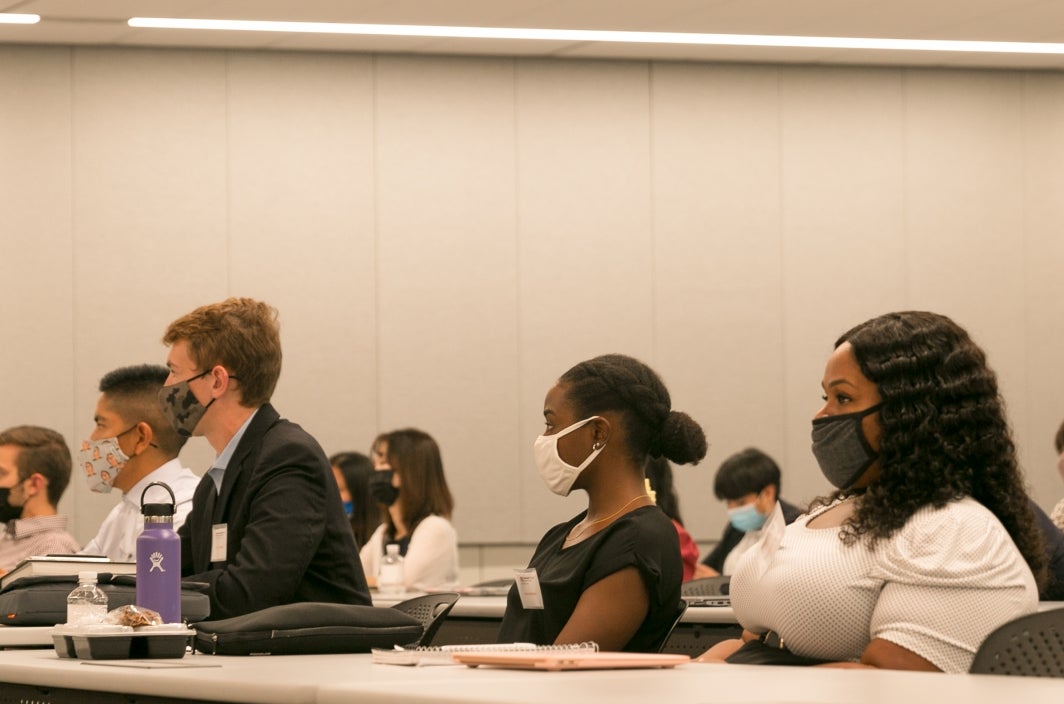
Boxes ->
[660,411,708,466]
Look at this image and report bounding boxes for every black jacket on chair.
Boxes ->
[180,403,371,619]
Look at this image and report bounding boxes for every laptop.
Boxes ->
[681,594,731,608]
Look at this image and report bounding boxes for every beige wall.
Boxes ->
[2,46,1064,561]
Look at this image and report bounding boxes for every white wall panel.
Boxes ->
[70,47,229,541]
[779,65,908,509]
[0,46,73,429]
[904,70,1030,496]
[374,55,521,541]
[0,46,75,518]
[516,59,655,541]
[226,51,377,459]
[650,62,785,539]
[1020,72,1064,510]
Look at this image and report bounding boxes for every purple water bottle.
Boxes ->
[136,482,181,624]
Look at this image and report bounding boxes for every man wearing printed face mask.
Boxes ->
[695,448,803,579]
[0,426,79,574]
[160,297,370,619]
[78,365,199,562]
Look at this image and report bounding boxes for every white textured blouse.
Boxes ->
[730,496,1038,673]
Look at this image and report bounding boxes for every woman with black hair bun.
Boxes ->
[497,354,707,652]
[699,311,1043,672]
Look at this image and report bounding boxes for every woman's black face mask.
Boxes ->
[368,470,399,506]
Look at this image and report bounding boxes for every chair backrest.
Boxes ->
[681,576,730,597]
[969,607,1064,677]
[656,600,688,653]
[390,593,460,648]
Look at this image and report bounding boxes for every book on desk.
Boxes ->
[1,556,136,592]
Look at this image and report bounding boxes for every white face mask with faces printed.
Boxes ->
[532,416,605,497]
[78,434,132,494]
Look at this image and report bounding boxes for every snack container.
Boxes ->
[50,625,79,659]
[131,624,194,658]
[51,623,192,660]
[70,625,135,660]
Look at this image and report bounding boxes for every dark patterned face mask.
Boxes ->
[158,371,214,438]
[810,404,882,489]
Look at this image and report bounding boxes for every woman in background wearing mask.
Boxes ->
[694,448,803,579]
[328,451,379,551]
[698,311,1044,672]
[497,354,707,652]
[644,456,700,581]
[358,428,459,591]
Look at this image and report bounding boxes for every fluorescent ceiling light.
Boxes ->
[0,13,40,24]
[126,17,1064,55]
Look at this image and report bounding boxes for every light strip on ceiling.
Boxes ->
[0,13,40,24]
[125,17,1064,55]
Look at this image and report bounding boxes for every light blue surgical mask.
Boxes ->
[727,501,767,533]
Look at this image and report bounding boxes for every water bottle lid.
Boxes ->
[385,543,400,555]
[140,481,176,516]
[77,571,97,583]
[141,503,175,517]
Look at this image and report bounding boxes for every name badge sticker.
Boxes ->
[211,524,228,563]
[514,567,544,610]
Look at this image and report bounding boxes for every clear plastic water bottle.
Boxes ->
[66,571,108,625]
[377,543,405,596]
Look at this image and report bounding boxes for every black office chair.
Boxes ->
[969,607,1064,677]
[655,600,689,653]
[681,576,730,597]
[391,592,460,648]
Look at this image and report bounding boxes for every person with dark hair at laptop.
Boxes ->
[694,448,802,579]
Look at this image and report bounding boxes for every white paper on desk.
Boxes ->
[751,501,785,580]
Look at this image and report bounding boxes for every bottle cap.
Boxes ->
[140,481,176,517]
[78,571,97,583]
[386,543,400,554]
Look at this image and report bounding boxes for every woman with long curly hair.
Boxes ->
[699,311,1043,672]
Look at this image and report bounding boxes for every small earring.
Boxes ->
[592,442,602,451]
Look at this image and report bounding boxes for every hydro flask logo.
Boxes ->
[149,551,166,573]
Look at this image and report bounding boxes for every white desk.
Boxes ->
[319,661,1064,704]
[0,649,1061,704]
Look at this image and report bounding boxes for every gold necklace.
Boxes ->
[565,494,649,544]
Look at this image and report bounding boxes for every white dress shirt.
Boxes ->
[79,458,200,562]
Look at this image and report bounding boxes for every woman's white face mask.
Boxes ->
[532,416,605,496]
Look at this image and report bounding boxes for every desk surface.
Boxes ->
[0,649,1061,704]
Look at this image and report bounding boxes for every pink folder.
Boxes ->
[452,651,690,671]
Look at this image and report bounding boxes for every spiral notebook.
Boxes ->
[371,641,598,666]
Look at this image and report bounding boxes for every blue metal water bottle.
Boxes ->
[136,482,181,623]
